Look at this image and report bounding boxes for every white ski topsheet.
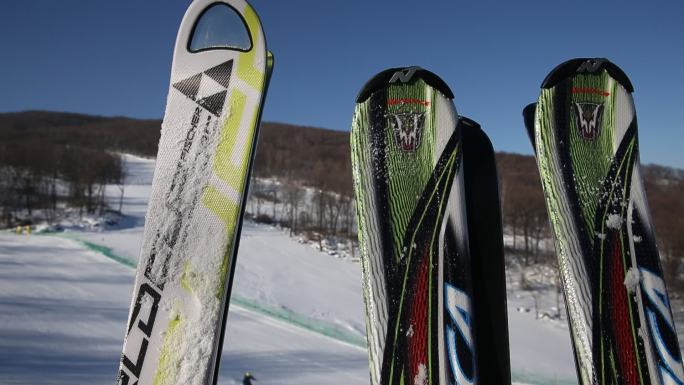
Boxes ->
[118,1,269,384]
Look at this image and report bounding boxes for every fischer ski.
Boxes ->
[117,1,273,385]
[351,67,510,385]
[525,58,683,385]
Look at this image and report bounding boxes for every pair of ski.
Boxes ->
[351,61,684,385]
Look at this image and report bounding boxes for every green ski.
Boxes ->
[526,58,683,385]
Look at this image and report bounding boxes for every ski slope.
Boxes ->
[0,154,581,385]
[0,233,368,385]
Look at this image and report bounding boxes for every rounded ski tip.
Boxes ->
[522,103,537,148]
[355,66,454,103]
[522,103,536,129]
[459,116,495,153]
[458,116,481,130]
[541,58,634,92]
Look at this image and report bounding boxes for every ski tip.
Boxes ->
[522,103,536,149]
[459,115,480,130]
[459,116,495,153]
[541,58,634,92]
[356,66,454,103]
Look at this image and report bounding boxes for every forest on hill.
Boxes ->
[1,111,682,293]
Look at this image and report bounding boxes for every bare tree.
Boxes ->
[284,181,304,236]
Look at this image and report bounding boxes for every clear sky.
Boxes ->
[1,1,682,167]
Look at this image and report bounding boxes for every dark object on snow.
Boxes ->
[243,372,256,385]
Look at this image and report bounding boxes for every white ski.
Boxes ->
[117,1,272,384]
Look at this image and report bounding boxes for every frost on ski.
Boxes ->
[605,213,623,230]
[143,109,220,291]
[414,363,427,385]
[623,267,641,293]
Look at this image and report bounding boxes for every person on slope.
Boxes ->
[243,372,256,385]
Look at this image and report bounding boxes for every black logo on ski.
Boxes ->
[173,73,202,101]
[173,60,233,116]
[197,90,228,117]
[203,60,233,88]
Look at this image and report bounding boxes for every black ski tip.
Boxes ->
[356,66,454,103]
[522,103,537,150]
[541,58,634,92]
[459,116,495,155]
[460,116,512,385]
[459,115,480,129]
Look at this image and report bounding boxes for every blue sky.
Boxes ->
[1,1,683,167]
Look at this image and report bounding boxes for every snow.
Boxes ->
[606,213,623,230]
[624,267,641,293]
[414,363,427,385]
[0,232,368,385]
[0,154,584,385]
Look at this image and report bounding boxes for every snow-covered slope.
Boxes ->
[0,154,582,385]
[0,233,369,385]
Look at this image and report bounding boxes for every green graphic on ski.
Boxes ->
[351,67,509,385]
[526,58,683,385]
[117,1,273,385]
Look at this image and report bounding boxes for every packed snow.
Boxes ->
[0,233,368,385]
[0,154,586,385]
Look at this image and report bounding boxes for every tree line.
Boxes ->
[0,111,158,226]
[251,123,684,295]
[1,111,681,293]
[1,141,123,225]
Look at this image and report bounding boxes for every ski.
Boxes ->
[351,67,509,385]
[526,58,683,385]
[461,117,511,385]
[117,1,272,385]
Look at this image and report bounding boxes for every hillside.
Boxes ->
[1,110,683,294]
[0,154,581,384]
